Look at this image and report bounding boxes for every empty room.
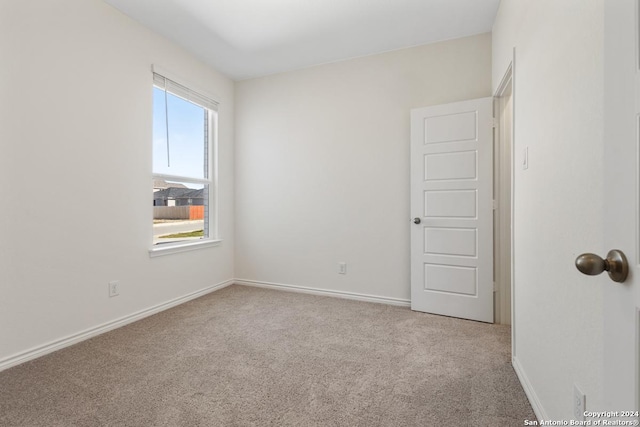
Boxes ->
[1,0,638,425]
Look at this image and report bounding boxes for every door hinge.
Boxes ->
[493,200,498,210]
[493,282,498,292]
[492,118,498,128]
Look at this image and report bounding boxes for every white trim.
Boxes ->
[493,49,518,357]
[512,355,546,422]
[510,48,517,357]
[234,279,411,307]
[209,110,219,240]
[152,173,209,185]
[149,238,222,257]
[0,279,234,372]
[493,62,514,328]
[151,64,219,105]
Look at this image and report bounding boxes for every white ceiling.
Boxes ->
[103,0,501,81]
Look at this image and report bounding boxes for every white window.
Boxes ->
[150,70,219,256]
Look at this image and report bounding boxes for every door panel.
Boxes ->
[425,111,477,143]
[424,190,477,218]
[424,264,477,295]
[411,97,493,323]
[424,227,477,257]
[424,150,477,181]
[603,0,639,412]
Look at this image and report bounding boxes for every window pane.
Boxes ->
[152,180,208,245]
[153,87,207,179]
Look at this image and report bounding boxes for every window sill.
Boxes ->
[148,239,222,258]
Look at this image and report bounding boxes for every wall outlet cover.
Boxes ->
[338,262,347,275]
[109,280,120,297]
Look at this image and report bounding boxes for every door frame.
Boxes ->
[603,0,640,411]
[493,51,516,351]
[494,64,513,327]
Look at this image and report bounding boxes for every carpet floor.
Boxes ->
[0,285,535,426]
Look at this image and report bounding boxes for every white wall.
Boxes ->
[235,34,491,302]
[0,0,235,366]
[493,0,604,418]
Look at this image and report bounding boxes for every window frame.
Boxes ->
[148,66,221,257]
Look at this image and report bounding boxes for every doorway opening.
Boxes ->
[494,64,514,326]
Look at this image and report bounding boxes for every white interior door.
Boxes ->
[602,0,640,412]
[410,97,493,323]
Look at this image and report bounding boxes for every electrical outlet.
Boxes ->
[338,262,347,275]
[573,384,586,421]
[109,280,120,297]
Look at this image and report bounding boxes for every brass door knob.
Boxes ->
[575,249,628,283]
[413,217,421,224]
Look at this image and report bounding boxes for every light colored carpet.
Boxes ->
[0,285,535,426]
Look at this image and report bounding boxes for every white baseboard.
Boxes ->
[0,279,234,372]
[234,279,411,307]
[512,355,547,421]
[0,279,407,372]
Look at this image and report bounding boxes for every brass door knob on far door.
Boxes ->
[575,249,629,283]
